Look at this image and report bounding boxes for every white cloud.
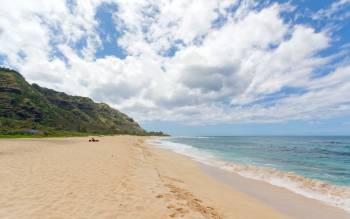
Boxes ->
[313,0,350,20]
[0,0,349,124]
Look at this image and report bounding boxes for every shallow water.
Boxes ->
[150,136,350,212]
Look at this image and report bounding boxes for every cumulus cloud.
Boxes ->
[0,0,349,124]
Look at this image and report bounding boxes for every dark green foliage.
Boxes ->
[0,67,166,137]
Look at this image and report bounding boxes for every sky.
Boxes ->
[0,0,350,136]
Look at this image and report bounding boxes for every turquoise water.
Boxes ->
[152,136,350,212]
[163,136,350,186]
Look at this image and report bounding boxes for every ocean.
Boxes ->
[150,136,350,212]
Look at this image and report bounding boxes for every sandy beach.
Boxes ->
[0,136,348,219]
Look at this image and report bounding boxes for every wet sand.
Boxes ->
[201,164,350,219]
[0,136,288,219]
[0,136,290,219]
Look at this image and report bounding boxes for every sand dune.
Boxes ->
[0,136,290,218]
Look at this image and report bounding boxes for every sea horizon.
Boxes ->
[151,136,350,213]
[2,0,350,218]
[175,135,350,137]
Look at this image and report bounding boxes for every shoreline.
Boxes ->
[150,141,350,219]
[150,137,350,214]
[200,163,350,219]
[147,138,292,219]
[149,138,350,218]
[0,136,348,218]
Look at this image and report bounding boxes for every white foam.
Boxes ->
[148,138,350,213]
[148,138,215,164]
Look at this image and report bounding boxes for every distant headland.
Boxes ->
[0,67,167,137]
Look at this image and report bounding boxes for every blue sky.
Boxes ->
[0,0,350,135]
[141,117,350,136]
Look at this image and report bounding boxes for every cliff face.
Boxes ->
[0,68,146,135]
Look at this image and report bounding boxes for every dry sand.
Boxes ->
[0,136,295,218]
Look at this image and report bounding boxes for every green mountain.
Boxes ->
[0,67,162,136]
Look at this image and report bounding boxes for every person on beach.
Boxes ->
[89,138,99,142]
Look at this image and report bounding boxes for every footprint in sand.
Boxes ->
[156,184,222,219]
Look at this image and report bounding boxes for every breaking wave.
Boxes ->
[148,138,350,213]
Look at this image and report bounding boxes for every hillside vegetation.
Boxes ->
[0,67,165,136]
